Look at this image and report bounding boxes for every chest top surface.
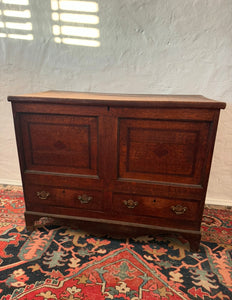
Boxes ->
[8,90,226,109]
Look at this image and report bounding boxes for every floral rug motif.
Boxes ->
[201,206,232,245]
[0,185,232,300]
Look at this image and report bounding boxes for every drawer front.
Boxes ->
[112,193,200,222]
[25,185,104,212]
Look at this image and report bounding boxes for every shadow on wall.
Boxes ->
[0,0,100,47]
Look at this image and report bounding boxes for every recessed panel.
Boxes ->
[118,118,210,185]
[20,113,99,175]
[29,123,90,168]
[127,128,198,176]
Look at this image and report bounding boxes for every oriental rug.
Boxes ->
[0,185,231,300]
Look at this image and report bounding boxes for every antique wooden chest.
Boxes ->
[8,91,226,251]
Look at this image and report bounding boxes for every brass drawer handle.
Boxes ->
[37,191,50,200]
[171,204,187,215]
[78,194,93,204]
[124,199,138,209]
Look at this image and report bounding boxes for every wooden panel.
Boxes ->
[20,113,99,176]
[12,102,108,116]
[23,172,104,190]
[111,180,203,200]
[112,193,200,222]
[118,118,211,185]
[25,184,104,212]
[111,107,216,121]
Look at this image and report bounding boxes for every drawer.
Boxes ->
[112,193,200,222]
[25,185,104,212]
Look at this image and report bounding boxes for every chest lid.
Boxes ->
[8,90,226,109]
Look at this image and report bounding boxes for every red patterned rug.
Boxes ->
[0,185,231,300]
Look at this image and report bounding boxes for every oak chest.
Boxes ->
[8,91,226,251]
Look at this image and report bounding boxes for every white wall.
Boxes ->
[0,0,231,205]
